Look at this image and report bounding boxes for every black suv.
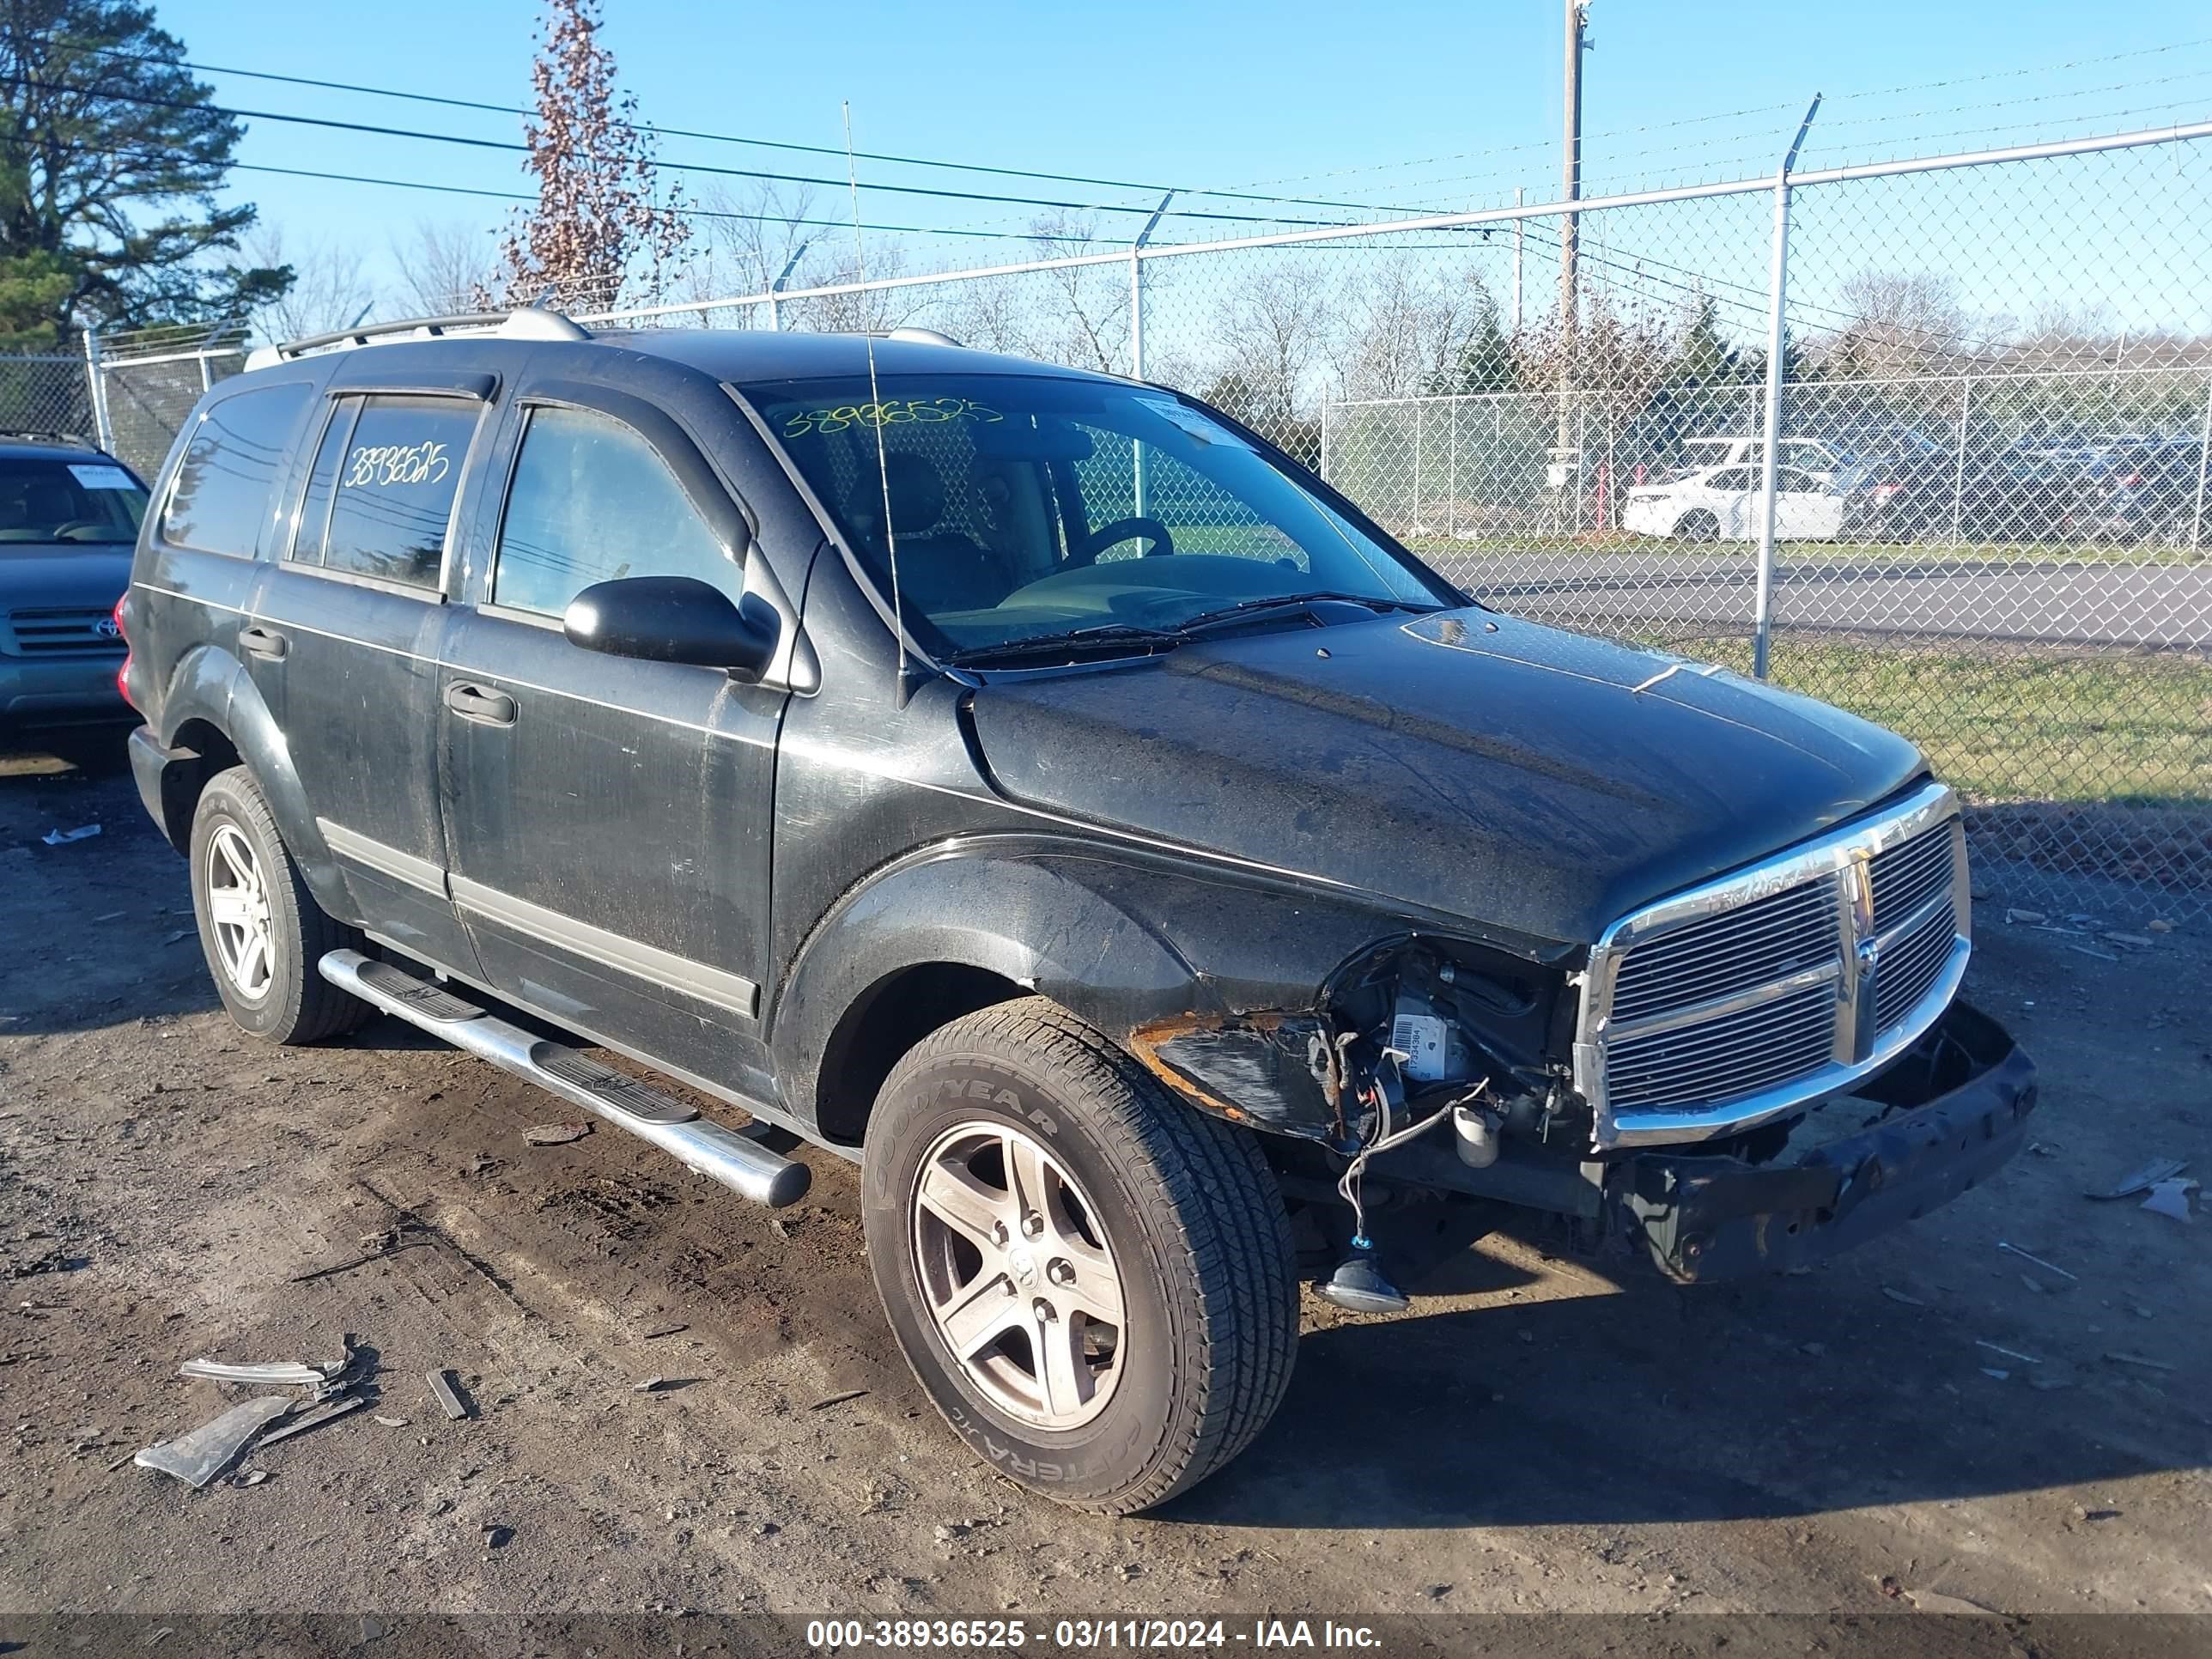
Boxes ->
[119,312,2035,1513]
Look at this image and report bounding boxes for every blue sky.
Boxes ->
[154,0,2212,331]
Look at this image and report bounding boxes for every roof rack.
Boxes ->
[243,307,592,372]
[877,326,963,349]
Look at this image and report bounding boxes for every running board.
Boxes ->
[319,949,809,1208]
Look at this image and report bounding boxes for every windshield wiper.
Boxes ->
[1172,591,1428,635]
[941,622,1188,666]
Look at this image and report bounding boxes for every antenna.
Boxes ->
[842,101,908,705]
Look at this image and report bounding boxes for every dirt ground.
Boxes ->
[2,745,2208,1646]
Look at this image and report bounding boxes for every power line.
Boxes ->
[29,34,1443,218]
[10,74,1370,233]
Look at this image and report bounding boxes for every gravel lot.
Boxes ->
[2,744,2208,1647]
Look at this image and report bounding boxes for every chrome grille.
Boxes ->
[1869,821,1956,933]
[1606,983,1838,1110]
[6,605,122,655]
[1875,890,1960,1031]
[1576,782,1971,1149]
[1609,875,1840,1024]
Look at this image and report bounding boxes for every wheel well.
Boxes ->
[155,718,241,852]
[814,963,1028,1147]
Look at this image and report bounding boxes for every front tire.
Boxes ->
[862,998,1299,1514]
[188,765,371,1044]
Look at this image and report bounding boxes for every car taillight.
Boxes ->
[113,595,135,710]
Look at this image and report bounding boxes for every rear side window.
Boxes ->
[161,383,312,556]
[0,458,148,544]
[291,395,477,590]
[490,405,735,617]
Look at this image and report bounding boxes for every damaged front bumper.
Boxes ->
[1607,998,2035,1282]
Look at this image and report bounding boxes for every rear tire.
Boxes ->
[1674,509,1719,542]
[188,765,371,1044]
[862,997,1299,1514]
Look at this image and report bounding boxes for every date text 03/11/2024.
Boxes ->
[803,1620,1383,1650]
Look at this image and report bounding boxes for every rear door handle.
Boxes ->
[444,681,518,726]
[239,624,288,661]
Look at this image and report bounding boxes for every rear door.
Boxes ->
[1772,466,1845,539]
[246,377,492,972]
[438,375,787,1097]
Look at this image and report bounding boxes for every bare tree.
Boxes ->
[1824,271,1975,377]
[787,246,924,334]
[489,0,690,312]
[1209,264,1330,428]
[1328,260,1500,402]
[389,220,501,315]
[245,226,378,343]
[1027,213,1128,374]
[700,179,819,300]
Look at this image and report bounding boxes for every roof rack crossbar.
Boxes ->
[260,307,591,365]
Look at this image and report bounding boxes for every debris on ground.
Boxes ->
[254,1395,368,1448]
[1975,1340,2042,1365]
[427,1369,471,1420]
[522,1122,592,1146]
[2002,908,2046,925]
[179,1356,342,1389]
[633,1376,669,1394]
[39,823,100,846]
[2086,1157,2188,1200]
[810,1389,869,1411]
[1996,1241,2077,1280]
[289,1223,430,1284]
[2101,1352,2177,1373]
[1881,1286,1927,1307]
[1902,1588,1998,1616]
[641,1322,689,1340]
[2148,918,2174,933]
[134,1396,292,1489]
[1980,1367,2010,1382]
[2068,945,2121,963]
[2139,1178,2197,1223]
[374,1416,410,1429]
[2102,932,2156,949]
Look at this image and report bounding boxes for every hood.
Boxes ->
[0,543,132,611]
[964,608,1925,950]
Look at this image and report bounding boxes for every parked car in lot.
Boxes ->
[1665,434,1849,483]
[0,434,149,742]
[2065,436,2204,545]
[118,311,2035,1512]
[1622,463,1847,541]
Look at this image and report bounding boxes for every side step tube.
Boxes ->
[319,949,809,1207]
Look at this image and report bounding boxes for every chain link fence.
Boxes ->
[580,117,2211,922]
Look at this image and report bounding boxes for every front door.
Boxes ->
[438,386,787,1098]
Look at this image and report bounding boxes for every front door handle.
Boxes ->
[240,624,288,661]
[444,681,517,726]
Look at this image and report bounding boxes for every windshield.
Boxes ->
[0,456,147,545]
[750,374,1449,658]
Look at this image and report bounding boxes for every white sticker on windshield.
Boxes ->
[1135,396,1247,449]
[69,463,137,490]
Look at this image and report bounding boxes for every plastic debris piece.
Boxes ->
[2068,945,2120,963]
[2139,1178,2197,1222]
[427,1369,471,1420]
[2002,908,2045,925]
[134,1396,291,1489]
[40,823,101,845]
[1979,1368,2009,1382]
[1974,1340,2041,1365]
[179,1357,337,1388]
[2087,1158,2187,1200]
[240,1469,269,1486]
[1996,1241,2078,1280]
[633,1376,667,1394]
[374,1416,410,1428]
[2147,919,2173,933]
[2102,932,2155,948]
[2103,1351,2176,1373]
[522,1121,592,1146]
[1881,1286,1926,1307]
[254,1394,367,1448]
[1904,1589,1998,1616]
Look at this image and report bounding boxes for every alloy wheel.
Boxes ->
[205,822,276,1001]
[910,1120,1127,1431]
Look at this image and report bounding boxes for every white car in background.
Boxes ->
[1620,463,1848,542]
[1674,434,1849,482]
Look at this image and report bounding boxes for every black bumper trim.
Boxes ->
[1607,998,2037,1282]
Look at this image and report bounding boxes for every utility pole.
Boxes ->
[1553,1,1590,489]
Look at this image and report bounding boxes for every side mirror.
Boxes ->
[562,575,779,682]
